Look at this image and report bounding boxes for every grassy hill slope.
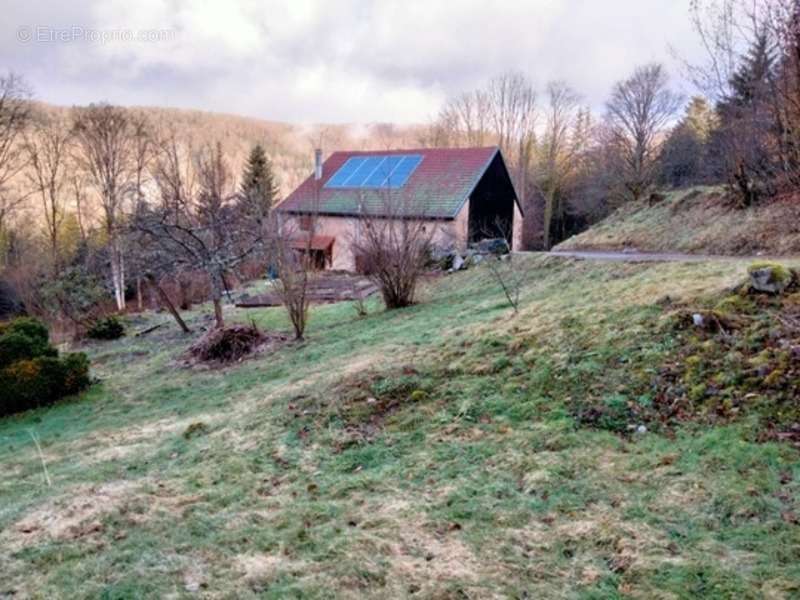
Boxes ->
[1,256,799,598]
[556,187,800,257]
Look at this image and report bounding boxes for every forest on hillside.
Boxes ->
[0,0,798,337]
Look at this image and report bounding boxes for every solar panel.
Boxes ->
[324,154,423,189]
[345,156,384,186]
[325,157,365,188]
[386,155,423,188]
[363,155,403,187]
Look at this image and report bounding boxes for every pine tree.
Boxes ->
[726,32,775,109]
[715,31,778,205]
[239,144,278,220]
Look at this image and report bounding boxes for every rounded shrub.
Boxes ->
[62,352,91,394]
[1,359,44,415]
[0,316,55,368]
[0,330,57,368]
[0,316,92,417]
[0,316,49,343]
[87,316,126,340]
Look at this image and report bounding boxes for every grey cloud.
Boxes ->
[1,0,706,123]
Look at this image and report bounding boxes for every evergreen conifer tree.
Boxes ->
[240,144,278,220]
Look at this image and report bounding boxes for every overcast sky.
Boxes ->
[2,0,706,124]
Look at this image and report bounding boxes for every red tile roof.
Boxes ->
[278,146,504,219]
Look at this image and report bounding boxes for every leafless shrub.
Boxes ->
[350,191,436,310]
[352,296,368,318]
[482,220,525,314]
[267,213,314,340]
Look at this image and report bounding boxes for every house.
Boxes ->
[277,146,522,271]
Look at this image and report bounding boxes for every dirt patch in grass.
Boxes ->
[65,414,220,469]
[235,553,307,585]
[354,497,491,596]
[3,480,139,551]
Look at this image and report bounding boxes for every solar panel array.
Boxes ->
[324,154,423,189]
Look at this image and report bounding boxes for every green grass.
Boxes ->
[1,255,799,598]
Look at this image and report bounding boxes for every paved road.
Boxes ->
[546,250,779,263]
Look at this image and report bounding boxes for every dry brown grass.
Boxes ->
[3,480,139,551]
[557,187,800,256]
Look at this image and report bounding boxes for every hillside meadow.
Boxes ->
[556,187,800,257]
[1,255,799,598]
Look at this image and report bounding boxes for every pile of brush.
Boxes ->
[189,323,267,363]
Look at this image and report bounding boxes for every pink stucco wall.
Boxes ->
[512,201,523,252]
[284,197,523,271]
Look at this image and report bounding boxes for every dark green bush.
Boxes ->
[0,317,91,417]
[0,330,57,368]
[0,316,49,343]
[62,352,91,394]
[87,316,126,340]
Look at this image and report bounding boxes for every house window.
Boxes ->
[299,215,312,231]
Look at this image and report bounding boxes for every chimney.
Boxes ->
[314,149,323,180]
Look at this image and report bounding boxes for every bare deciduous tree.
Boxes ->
[72,104,152,311]
[0,73,32,233]
[24,112,72,271]
[427,72,539,247]
[604,63,682,202]
[432,90,493,148]
[487,72,538,220]
[70,172,90,243]
[538,82,583,249]
[135,134,265,329]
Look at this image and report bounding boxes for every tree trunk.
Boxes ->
[147,275,190,333]
[210,271,225,329]
[543,187,555,251]
[136,277,143,311]
[213,299,224,329]
[110,236,126,311]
